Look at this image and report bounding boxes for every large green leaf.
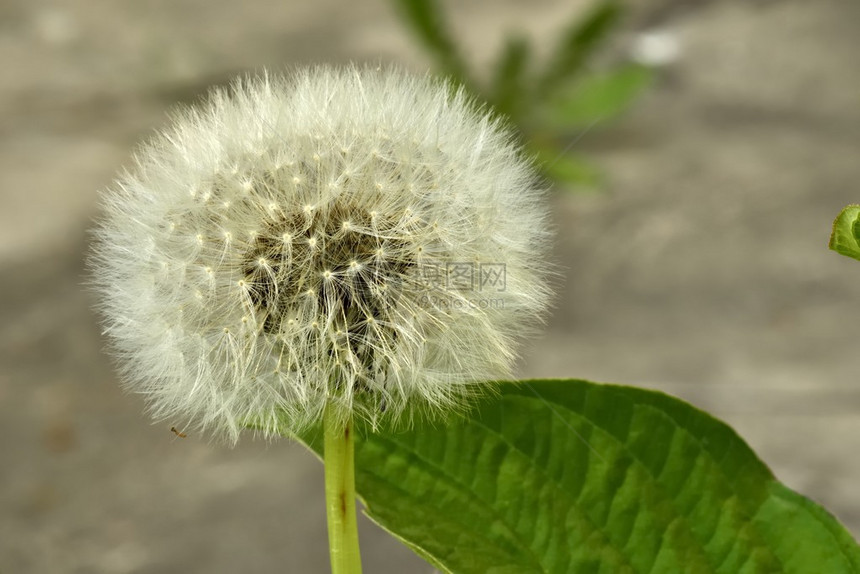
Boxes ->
[297,379,860,573]
[830,204,860,262]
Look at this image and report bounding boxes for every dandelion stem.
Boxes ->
[324,404,362,574]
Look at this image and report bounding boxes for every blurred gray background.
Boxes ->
[1,0,859,572]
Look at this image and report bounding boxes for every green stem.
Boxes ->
[324,404,362,574]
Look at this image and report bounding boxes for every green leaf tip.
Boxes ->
[296,378,860,573]
[830,204,860,262]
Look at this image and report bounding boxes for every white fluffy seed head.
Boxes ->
[91,66,551,442]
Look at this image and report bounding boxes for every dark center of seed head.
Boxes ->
[243,203,411,337]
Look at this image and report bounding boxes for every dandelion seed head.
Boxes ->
[91,66,551,442]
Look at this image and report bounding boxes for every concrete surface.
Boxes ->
[1,0,859,572]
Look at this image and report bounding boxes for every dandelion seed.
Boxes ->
[91,66,550,443]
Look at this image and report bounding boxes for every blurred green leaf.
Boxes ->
[387,0,655,190]
[539,1,623,96]
[539,149,603,189]
[545,63,653,128]
[490,35,530,120]
[527,136,603,189]
[295,379,860,573]
[830,204,860,262]
[391,0,470,87]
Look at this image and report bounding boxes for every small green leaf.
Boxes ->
[526,138,603,188]
[539,1,623,96]
[830,204,860,262]
[296,379,860,573]
[541,151,603,189]
[391,0,470,88]
[491,35,530,120]
[545,63,654,129]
